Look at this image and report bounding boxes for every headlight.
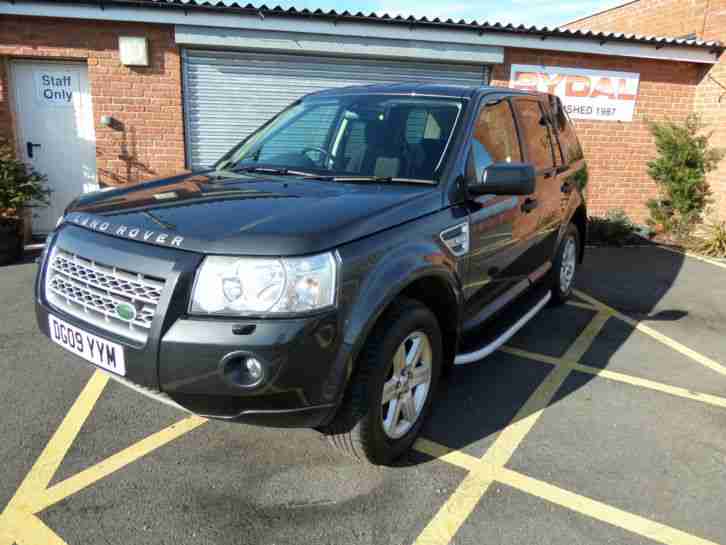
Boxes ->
[190,252,339,316]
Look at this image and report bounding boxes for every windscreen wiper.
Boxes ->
[229,166,334,180]
[330,176,435,185]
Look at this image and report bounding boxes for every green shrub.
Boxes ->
[0,138,50,215]
[692,220,726,258]
[588,209,635,246]
[646,115,725,236]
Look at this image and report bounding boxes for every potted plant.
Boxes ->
[0,138,50,264]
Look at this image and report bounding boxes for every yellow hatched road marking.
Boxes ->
[413,439,725,545]
[412,310,610,545]
[498,467,722,545]
[2,371,108,516]
[501,346,726,410]
[574,289,726,377]
[33,416,207,513]
[414,438,478,472]
[0,371,207,545]
[3,285,726,545]
[562,311,610,362]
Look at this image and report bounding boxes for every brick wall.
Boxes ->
[563,0,709,38]
[695,1,726,218]
[0,16,186,187]
[491,49,701,222]
[565,0,726,219]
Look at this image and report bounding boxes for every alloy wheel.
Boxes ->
[380,331,433,439]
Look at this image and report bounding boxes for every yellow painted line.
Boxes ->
[413,365,573,545]
[0,371,207,545]
[502,346,726,410]
[574,290,726,377]
[565,300,598,311]
[32,415,207,513]
[498,467,722,545]
[562,311,610,362]
[0,511,68,545]
[482,363,573,468]
[4,371,108,511]
[0,371,109,545]
[414,470,495,545]
[414,438,478,472]
[413,308,615,545]
[656,244,726,270]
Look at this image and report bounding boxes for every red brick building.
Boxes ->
[0,1,722,233]
[565,0,726,221]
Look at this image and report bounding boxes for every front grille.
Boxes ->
[45,247,165,343]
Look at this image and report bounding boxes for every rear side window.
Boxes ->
[514,99,556,171]
[470,99,522,174]
[551,97,584,165]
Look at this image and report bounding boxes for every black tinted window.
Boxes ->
[470,99,521,176]
[515,99,556,171]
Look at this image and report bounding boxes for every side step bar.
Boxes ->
[454,290,552,366]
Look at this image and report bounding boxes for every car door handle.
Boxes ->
[26,141,41,159]
[561,181,573,194]
[521,197,538,213]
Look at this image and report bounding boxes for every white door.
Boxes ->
[11,61,98,234]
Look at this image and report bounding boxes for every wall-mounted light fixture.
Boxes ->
[119,36,149,67]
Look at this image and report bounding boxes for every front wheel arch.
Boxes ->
[346,270,461,385]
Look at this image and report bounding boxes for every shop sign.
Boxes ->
[510,64,640,122]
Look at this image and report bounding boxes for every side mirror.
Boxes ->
[467,162,536,196]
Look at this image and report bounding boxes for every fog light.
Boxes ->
[221,352,266,388]
[245,358,263,381]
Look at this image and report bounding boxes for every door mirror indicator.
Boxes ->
[466,161,536,196]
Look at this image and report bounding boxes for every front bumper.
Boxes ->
[35,225,351,428]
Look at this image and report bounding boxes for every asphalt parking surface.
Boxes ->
[2,245,726,545]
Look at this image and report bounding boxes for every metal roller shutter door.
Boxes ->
[182,49,489,169]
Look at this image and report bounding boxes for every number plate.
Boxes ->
[48,315,126,376]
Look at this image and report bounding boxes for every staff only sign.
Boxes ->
[34,70,78,107]
[510,65,641,122]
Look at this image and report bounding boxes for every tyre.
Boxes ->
[548,223,580,306]
[321,297,442,465]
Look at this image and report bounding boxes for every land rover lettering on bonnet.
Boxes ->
[65,212,185,248]
[36,83,587,465]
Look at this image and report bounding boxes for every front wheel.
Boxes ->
[548,223,580,306]
[321,298,442,465]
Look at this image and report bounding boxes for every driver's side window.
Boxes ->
[470,99,522,179]
[257,104,338,163]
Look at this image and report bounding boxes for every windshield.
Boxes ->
[216,94,464,182]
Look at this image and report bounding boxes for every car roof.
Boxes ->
[304,82,550,100]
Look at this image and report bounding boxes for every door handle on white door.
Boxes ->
[26,141,41,159]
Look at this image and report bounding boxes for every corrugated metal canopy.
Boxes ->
[35,0,725,52]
